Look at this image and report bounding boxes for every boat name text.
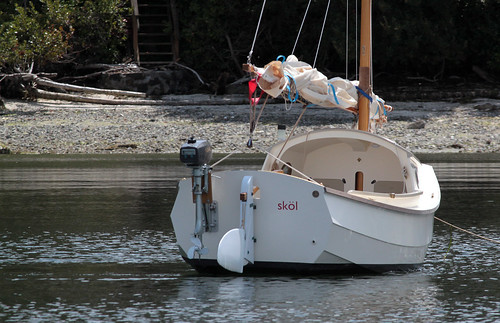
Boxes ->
[277,201,298,211]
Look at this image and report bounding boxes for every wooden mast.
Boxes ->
[358,0,371,132]
[355,0,372,191]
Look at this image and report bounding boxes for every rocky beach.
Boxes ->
[0,95,498,155]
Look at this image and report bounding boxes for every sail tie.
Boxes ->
[371,98,385,119]
[284,73,299,103]
[327,83,340,105]
[355,86,373,103]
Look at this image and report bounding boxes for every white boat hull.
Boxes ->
[171,171,437,273]
[170,129,440,274]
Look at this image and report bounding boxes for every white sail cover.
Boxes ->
[253,55,391,128]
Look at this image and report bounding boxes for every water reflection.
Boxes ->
[173,274,443,322]
[0,154,498,322]
[434,162,500,190]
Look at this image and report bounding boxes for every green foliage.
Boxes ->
[0,1,22,25]
[0,0,498,82]
[0,1,73,72]
[0,0,130,73]
[70,0,130,64]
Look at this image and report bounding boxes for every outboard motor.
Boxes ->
[180,137,212,167]
[180,138,216,259]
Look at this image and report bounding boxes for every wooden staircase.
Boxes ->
[130,0,179,67]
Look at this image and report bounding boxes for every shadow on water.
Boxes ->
[0,153,498,321]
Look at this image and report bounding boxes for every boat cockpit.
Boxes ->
[262,129,421,195]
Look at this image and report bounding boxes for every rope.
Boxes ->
[370,98,387,121]
[355,0,358,80]
[252,143,321,186]
[211,152,236,168]
[355,85,373,102]
[434,216,500,245]
[251,94,269,134]
[284,73,299,103]
[275,105,308,161]
[328,83,340,105]
[276,55,286,62]
[247,92,269,148]
[313,0,331,68]
[214,158,499,247]
[247,0,267,64]
[345,0,348,79]
[369,2,373,88]
[292,0,312,56]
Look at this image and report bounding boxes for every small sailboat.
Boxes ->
[170,0,440,274]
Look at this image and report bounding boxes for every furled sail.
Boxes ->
[251,55,391,128]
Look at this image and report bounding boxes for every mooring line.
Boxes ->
[211,152,236,168]
[211,151,499,247]
[434,216,500,245]
[251,144,321,186]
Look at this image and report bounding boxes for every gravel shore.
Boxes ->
[1,95,498,155]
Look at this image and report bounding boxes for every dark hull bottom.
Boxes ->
[183,258,421,275]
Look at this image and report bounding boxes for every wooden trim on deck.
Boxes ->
[323,186,438,215]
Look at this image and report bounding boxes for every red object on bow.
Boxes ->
[248,78,263,106]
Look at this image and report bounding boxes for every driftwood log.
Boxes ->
[0,73,160,105]
[32,88,165,105]
[33,88,249,106]
[34,76,146,98]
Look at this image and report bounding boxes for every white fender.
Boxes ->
[217,176,255,273]
[217,228,245,273]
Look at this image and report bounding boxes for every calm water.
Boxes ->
[0,154,498,322]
